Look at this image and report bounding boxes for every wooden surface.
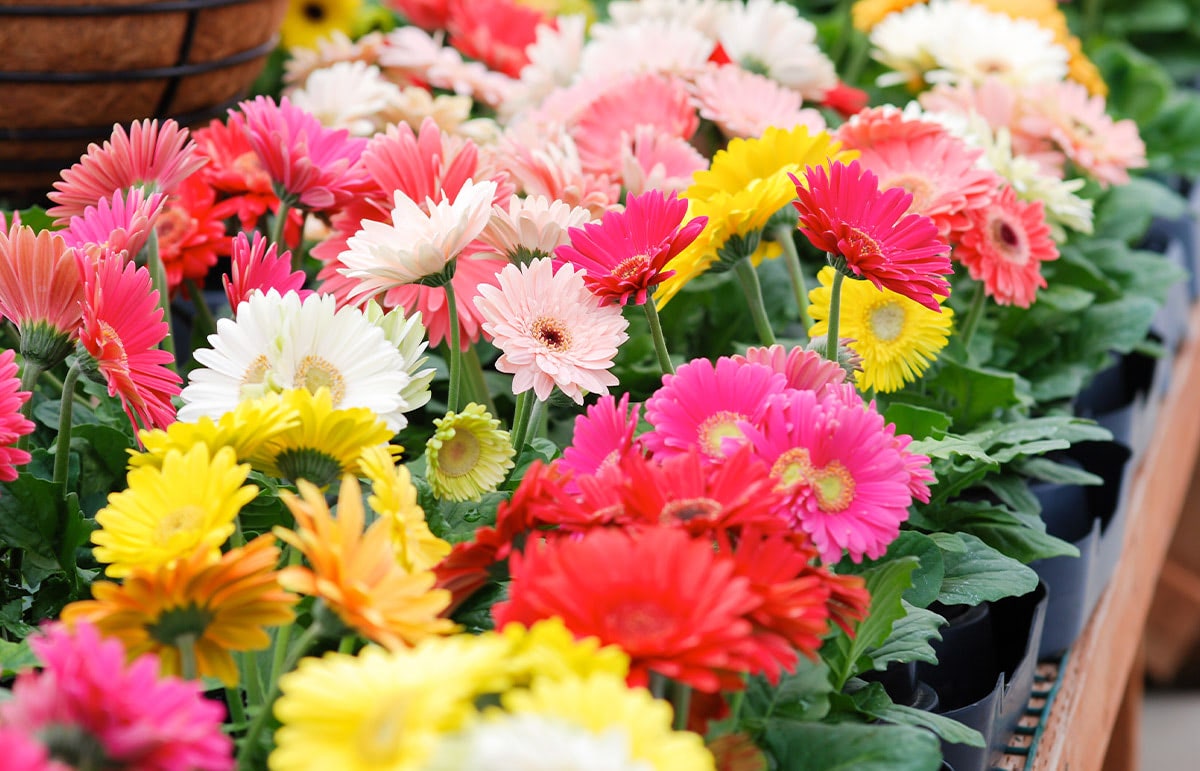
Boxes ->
[1033,304,1200,770]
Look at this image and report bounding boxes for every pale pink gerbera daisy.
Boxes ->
[733,344,847,396]
[78,254,182,433]
[642,356,789,463]
[792,160,952,313]
[691,64,827,140]
[0,622,232,771]
[559,392,642,484]
[619,124,709,196]
[743,387,914,564]
[0,349,35,481]
[474,257,629,403]
[61,187,166,262]
[955,183,1058,308]
[835,107,1002,240]
[479,194,594,263]
[0,224,86,369]
[236,95,370,212]
[223,231,311,310]
[47,119,207,225]
[553,189,706,306]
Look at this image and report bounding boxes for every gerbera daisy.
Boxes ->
[691,64,827,140]
[954,183,1058,307]
[426,403,517,503]
[474,257,629,404]
[559,393,640,484]
[286,60,400,137]
[480,194,594,263]
[179,289,416,432]
[358,444,451,572]
[47,118,207,225]
[742,387,915,563]
[494,525,760,692]
[236,95,369,212]
[77,253,182,434]
[499,14,587,121]
[0,349,33,481]
[223,231,311,310]
[365,301,438,414]
[641,356,788,461]
[91,444,256,578]
[447,0,548,78]
[732,344,847,395]
[808,265,953,393]
[0,622,232,771]
[554,189,706,307]
[281,0,362,50]
[154,174,233,294]
[792,159,952,312]
[605,0,728,35]
[387,0,452,29]
[62,535,296,686]
[0,225,85,369]
[717,0,837,100]
[60,187,166,262]
[274,475,456,650]
[970,0,1108,95]
[0,728,70,771]
[851,0,924,30]
[576,18,714,82]
[619,124,709,197]
[193,112,280,233]
[499,618,632,686]
[493,129,621,218]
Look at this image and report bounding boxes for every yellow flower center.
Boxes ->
[608,600,673,645]
[438,429,481,478]
[156,504,205,544]
[868,302,906,342]
[295,355,346,406]
[844,227,883,264]
[771,447,855,513]
[531,316,572,352]
[883,173,935,214]
[612,254,651,280]
[241,354,273,400]
[356,698,406,765]
[697,410,746,458]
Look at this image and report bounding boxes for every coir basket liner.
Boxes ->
[0,0,287,205]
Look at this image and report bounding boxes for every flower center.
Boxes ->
[295,355,346,406]
[156,505,205,544]
[697,410,746,458]
[660,496,723,525]
[437,429,482,478]
[612,254,651,280]
[96,321,129,371]
[302,1,326,22]
[232,151,267,180]
[883,173,935,214]
[356,697,406,765]
[155,207,192,253]
[240,354,278,400]
[990,216,1028,264]
[842,227,883,268]
[770,448,855,512]
[868,301,906,342]
[531,316,572,352]
[608,600,673,647]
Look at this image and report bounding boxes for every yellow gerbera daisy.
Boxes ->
[852,0,925,31]
[425,403,516,503]
[62,535,297,685]
[808,265,954,393]
[499,618,630,687]
[248,387,397,487]
[281,0,362,51]
[92,444,258,578]
[358,444,450,573]
[274,475,456,650]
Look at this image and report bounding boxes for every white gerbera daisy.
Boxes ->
[179,291,418,431]
[339,178,498,298]
[606,0,730,38]
[386,86,473,134]
[431,715,652,771]
[501,14,588,122]
[576,19,713,82]
[718,0,837,101]
[365,302,438,413]
[286,60,402,137]
[479,194,594,262]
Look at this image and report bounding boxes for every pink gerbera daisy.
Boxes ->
[619,124,710,196]
[479,194,594,262]
[474,257,629,403]
[0,224,86,369]
[955,183,1058,307]
[733,344,847,395]
[691,64,827,139]
[791,159,952,312]
[0,349,35,481]
[446,0,548,78]
[236,95,370,212]
[0,727,71,771]
[553,189,706,306]
[61,188,166,262]
[78,254,182,434]
[494,129,621,218]
[47,119,207,225]
[743,387,914,564]
[223,231,311,310]
[559,393,642,484]
[642,356,789,462]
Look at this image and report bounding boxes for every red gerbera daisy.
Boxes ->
[446,0,548,78]
[224,232,310,310]
[155,175,233,295]
[0,348,35,481]
[193,113,277,232]
[386,0,451,30]
[954,184,1059,308]
[78,254,182,434]
[493,525,761,692]
[791,159,952,312]
[554,189,706,306]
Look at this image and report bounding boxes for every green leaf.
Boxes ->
[1017,457,1104,487]
[14,205,56,233]
[825,557,919,688]
[1094,176,1186,243]
[867,601,946,670]
[845,681,986,747]
[1092,41,1175,127]
[883,403,951,441]
[0,475,67,560]
[763,720,943,771]
[0,638,38,676]
[1077,297,1164,357]
[851,532,944,609]
[926,358,1027,428]
[743,657,834,725]
[933,532,1040,604]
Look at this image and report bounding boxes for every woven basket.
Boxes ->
[0,0,288,206]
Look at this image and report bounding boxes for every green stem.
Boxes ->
[509,389,532,456]
[642,300,675,376]
[238,620,323,769]
[272,199,293,265]
[145,229,177,370]
[52,363,82,488]
[775,224,813,339]
[178,633,199,681]
[959,282,987,354]
[225,686,247,733]
[669,680,693,732]
[462,344,498,417]
[338,635,356,654]
[733,258,777,346]
[1082,0,1104,43]
[242,650,265,710]
[444,280,462,413]
[825,269,846,364]
[649,672,669,700]
[16,361,42,451]
[830,0,855,65]
[186,278,218,344]
[526,396,547,444]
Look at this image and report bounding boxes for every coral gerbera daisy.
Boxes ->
[274,475,456,650]
[559,393,641,484]
[154,174,233,295]
[0,224,86,369]
[91,444,257,578]
[62,535,297,686]
[0,349,34,481]
[742,387,915,563]
[732,344,847,395]
[77,254,182,433]
[426,403,517,503]
[474,257,629,404]
[808,265,953,393]
[0,622,232,771]
[493,525,760,692]
[358,444,451,573]
[554,189,706,306]
[223,231,311,310]
[641,356,788,461]
[193,111,280,233]
[954,183,1058,307]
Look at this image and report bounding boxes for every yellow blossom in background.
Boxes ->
[282,0,362,51]
[852,0,928,30]
[358,444,450,573]
[499,618,630,687]
[92,444,258,578]
[809,265,954,393]
[425,403,516,503]
[63,535,296,685]
[514,0,597,23]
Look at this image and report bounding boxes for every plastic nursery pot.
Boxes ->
[990,581,1048,741]
[1073,440,1135,612]
[860,660,920,706]
[1030,473,1100,660]
[1073,347,1158,452]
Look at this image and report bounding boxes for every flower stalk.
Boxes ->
[733,258,777,346]
[643,300,675,376]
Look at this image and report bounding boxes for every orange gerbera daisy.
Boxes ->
[273,475,456,650]
[61,535,297,685]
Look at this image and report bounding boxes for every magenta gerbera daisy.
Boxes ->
[474,257,629,404]
[559,393,641,484]
[0,348,34,481]
[553,189,706,306]
[0,622,232,771]
[743,387,915,564]
[954,184,1059,308]
[791,159,952,312]
[642,356,789,462]
[223,232,311,310]
[60,188,166,262]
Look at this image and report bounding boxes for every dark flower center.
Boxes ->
[303,1,325,21]
[531,316,571,352]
